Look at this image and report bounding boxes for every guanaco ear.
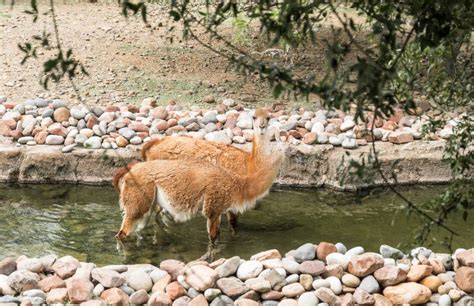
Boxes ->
[254,108,271,119]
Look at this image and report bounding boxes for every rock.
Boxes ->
[299,274,313,290]
[215,256,240,278]
[373,266,407,287]
[347,253,384,277]
[203,95,215,103]
[204,288,221,301]
[165,281,185,300]
[454,266,474,293]
[251,249,282,261]
[235,298,259,306]
[53,107,70,122]
[45,135,64,145]
[7,270,39,292]
[383,282,431,304]
[46,287,68,304]
[341,274,360,288]
[439,128,453,139]
[66,278,93,303]
[315,287,339,305]
[359,275,380,294]
[457,249,474,268]
[101,288,129,305]
[185,264,218,291]
[237,261,263,281]
[71,108,86,120]
[299,260,325,276]
[205,131,232,145]
[38,275,65,292]
[353,288,375,305]
[380,245,404,259]
[129,289,149,304]
[189,294,208,306]
[93,284,104,297]
[340,120,355,131]
[84,136,102,149]
[345,247,365,257]
[216,277,249,298]
[0,257,17,275]
[298,292,319,306]
[322,264,343,279]
[260,269,285,288]
[91,268,125,288]
[149,291,172,305]
[372,293,393,306]
[0,295,20,304]
[326,253,349,270]
[388,131,414,144]
[407,264,433,282]
[292,244,316,263]
[62,143,76,153]
[126,269,153,292]
[439,294,452,306]
[303,132,317,144]
[317,242,337,261]
[210,295,233,306]
[159,260,185,282]
[245,278,271,293]
[237,112,253,129]
[341,137,357,149]
[420,275,442,292]
[282,283,305,298]
[326,276,342,295]
[282,258,300,274]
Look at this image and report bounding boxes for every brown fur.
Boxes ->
[112,160,139,192]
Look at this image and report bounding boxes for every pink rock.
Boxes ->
[53,107,70,122]
[388,131,414,144]
[100,288,129,305]
[457,248,474,268]
[347,253,384,277]
[455,266,474,293]
[303,132,317,144]
[160,259,185,281]
[353,288,375,305]
[129,122,149,133]
[383,282,431,304]
[317,242,337,261]
[47,123,67,137]
[250,249,281,261]
[406,265,433,282]
[373,266,407,287]
[216,277,249,298]
[66,278,93,303]
[188,294,208,306]
[153,107,168,120]
[52,256,80,279]
[184,265,218,291]
[34,131,48,144]
[46,288,68,304]
[299,260,326,276]
[165,281,185,300]
[38,275,65,292]
[149,291,172,306]
[281,283,305,297]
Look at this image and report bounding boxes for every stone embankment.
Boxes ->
[0,96,467,190]
[0,243,473,306]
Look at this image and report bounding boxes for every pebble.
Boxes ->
[84,136,102,149]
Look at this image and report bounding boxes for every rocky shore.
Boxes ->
[0,96,461,150]
[1,96,469,190]
[0,243,472,306]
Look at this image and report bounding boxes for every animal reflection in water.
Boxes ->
[113,108,285,261]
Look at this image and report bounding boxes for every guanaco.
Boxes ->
[139,108,274,233]
[113,112,284,260]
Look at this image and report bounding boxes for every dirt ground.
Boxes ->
[0,2,362,108]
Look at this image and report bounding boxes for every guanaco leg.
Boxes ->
[200,214,222,262]
[226,211,238,235]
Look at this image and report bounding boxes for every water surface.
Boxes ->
[0,184,472,265]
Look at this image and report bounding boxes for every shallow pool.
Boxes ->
[0,184,472,265]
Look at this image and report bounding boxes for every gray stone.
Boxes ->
[0,295,21,303]
[202,112,218,124]
[335,243,347,254]
[23,289,46,300]
[359,275,380,294]
[130,136,142,145]
[204,288,221,301]
[8,269,40,292]
[52,100,67,109]
[62,144,77,153]
[439,294,452,306]
[345,247,364,257]
[118,127,136,140]
[91,268,125,288]
[45,135,64,145]
[210,295,233,306]
[205,131,232,145]
[84,136,102,149]
[42,109,54,118]
[280,120,297,131]
[341,137,357,149]
[410,247,432,258]
[282,258,300,274]
[150,268,169,283]
[0,257,17,276]
[292,243,316,263]
[93,284,104,297]
[298,291,319,306]
[125,269,153,292]
[18,136,34,144]
[380,244,404,259]
[129,289,149,304]
[216,256,241,278]
[237,112,253,130]
[70,108,86,120]
[3,111,21,121]
[236,261,263,281]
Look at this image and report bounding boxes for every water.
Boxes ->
[0,184,472,266]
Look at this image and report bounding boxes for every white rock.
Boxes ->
[298,292,319,306]
[236,261,263,281]
[326,253,349,270]
[326,276,342,295]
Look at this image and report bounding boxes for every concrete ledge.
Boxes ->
[0,141,466,190]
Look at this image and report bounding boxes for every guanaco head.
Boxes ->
[253,108,271,135]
